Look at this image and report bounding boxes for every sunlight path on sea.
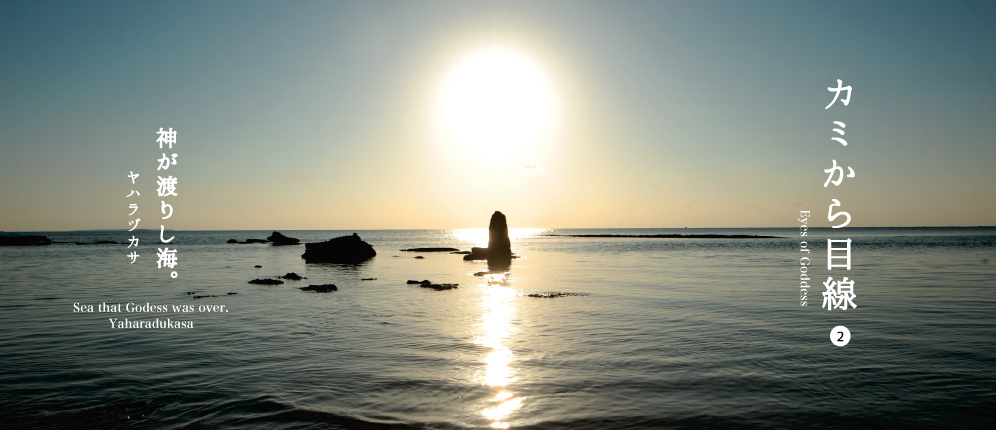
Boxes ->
[474,272,523,428]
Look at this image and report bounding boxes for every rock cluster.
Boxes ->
[406,279,459,291]
[300,284,337,293]
[248,278,284,285]
[302,233,376,264]
[267,231,300,246]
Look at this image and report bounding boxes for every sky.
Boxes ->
[1,0,994,230]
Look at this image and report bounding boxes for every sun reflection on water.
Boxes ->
[483,395,524,428]
[473,272,524,428]
[451,228,549,247]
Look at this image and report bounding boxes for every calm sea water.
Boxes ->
[1,227,995,429]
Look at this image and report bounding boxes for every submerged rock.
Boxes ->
[267,231,300,246]
[302,233,376,264]
[0,235,52,246]
[405,279,456,290]
[244,239,268,244]
[280,272,306,280]
[227,239,239,243]
[361,278,377,281]
[420,283,459,291]
[400,247,460,252]
[473,271,509,277]
[248,278,284,285]
[300,284,337,293]
[526,292,586,298]
[463,247,488,261]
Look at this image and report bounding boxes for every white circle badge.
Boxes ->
[831,325,851,347]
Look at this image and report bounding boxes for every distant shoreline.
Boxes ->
[541,234,781,239]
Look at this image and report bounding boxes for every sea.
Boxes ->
[1,227,995,429]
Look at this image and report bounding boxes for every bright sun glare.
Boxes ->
[435,46,557,158]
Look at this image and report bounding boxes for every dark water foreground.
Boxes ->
[1,228,995,429]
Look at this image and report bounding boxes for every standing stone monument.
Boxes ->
[464,211,512,269]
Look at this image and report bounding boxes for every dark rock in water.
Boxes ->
[244,239,268,244]
[227,239,239,243]
[463,247,488,261]
[526,292,586,298]
[300,284,337,293]
[361,278,377,281]
[451,250,472,255]
[280,272,306,280]
[249,278,284,285]
[407,280,432,285]
[421,283,459,291]
[487,211,512,259]
[192,295,218,299]
[400,247,460,252]
[302,233,376,264]
[1,235,52,246]
[254,265,263,268]
[414,256,424,259]
[184,291,197,295]
[227,292,237,295]
[462,211,512,270]
[267,231,300,246]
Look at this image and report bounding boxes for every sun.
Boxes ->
[435,46,557,159]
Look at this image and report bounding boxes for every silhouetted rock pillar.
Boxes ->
[487,211,512,269]
[462,211,513,270]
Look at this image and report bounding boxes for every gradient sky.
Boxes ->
[1,0,994,230]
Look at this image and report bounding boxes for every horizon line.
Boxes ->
[3,225,995,233]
